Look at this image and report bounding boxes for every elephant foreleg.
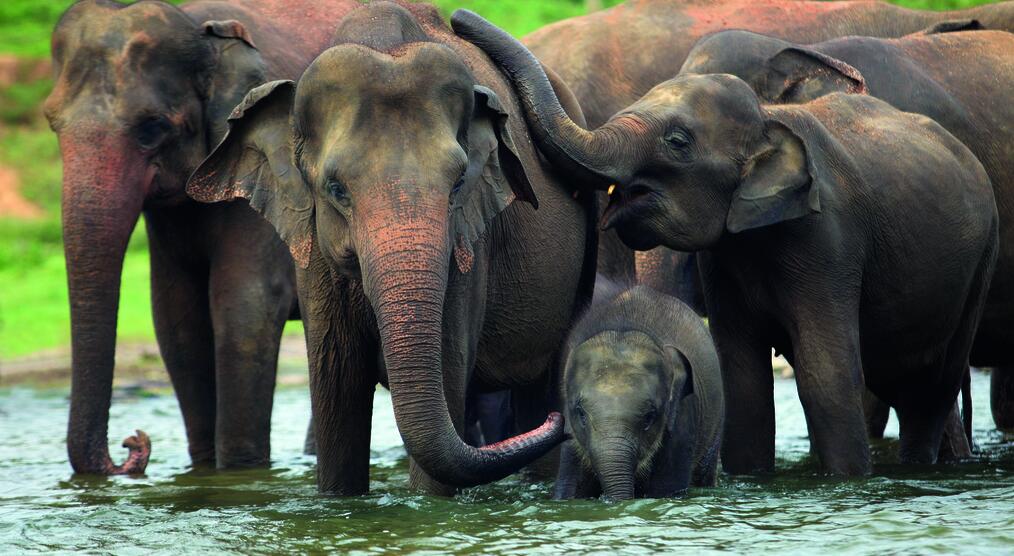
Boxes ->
[791,316,871,476]
[207,206,295,468]
[148,216,216,466]
[709,316,776,473]
[302,263,377,495]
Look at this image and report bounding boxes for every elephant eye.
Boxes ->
[574,402,588,427]
[450,170,466,198]
[328,178,348,200]
[643,407,658,431]
[664,129,693,152]
[135,115,173,151]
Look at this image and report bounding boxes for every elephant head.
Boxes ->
[452,10,838,253]
[681,30,867,104]
[564,329,693,500]
[44,0,266,475]
[187,2,560,488]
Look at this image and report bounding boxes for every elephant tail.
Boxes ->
[962,367,973,447]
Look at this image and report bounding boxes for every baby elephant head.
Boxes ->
[454,11,839,253]
[565,330,693,500]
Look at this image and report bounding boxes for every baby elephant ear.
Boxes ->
[726,119,819,233]
[760,47,867,103]
[187,80,315,268]
[667,347,695,400]
[448,85,539,273]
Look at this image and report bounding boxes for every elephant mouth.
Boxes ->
[600,184,657,231]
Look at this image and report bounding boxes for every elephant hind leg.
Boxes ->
[895,395,951,464]
[863,389,891,440]
[937,400,971,461]
[991,366,1014,431]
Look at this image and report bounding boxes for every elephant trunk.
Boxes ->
[61,127,151,475]
[356,193,562,488]
[451,10,623,190]
[591,435,638,501]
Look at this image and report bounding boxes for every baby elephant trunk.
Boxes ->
[592,436,639,501]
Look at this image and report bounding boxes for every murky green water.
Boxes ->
[2,373,1012,554]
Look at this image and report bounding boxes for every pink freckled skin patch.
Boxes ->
[479,412,563,452]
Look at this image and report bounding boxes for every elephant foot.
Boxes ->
[107,430,151,475]
[938,404,971,461]
[991,367,1014,431]
[862,390,890,440]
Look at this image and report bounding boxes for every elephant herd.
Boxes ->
[47,0,1014,499]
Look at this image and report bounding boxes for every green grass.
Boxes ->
[0,0,1003,358]
[0,225,152,358]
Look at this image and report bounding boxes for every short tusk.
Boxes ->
[608,184,616,196]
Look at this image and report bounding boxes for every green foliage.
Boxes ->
[0,223,152,358]
[0,0,185,57]
[0,0,1004,357]
[0,79,52,125]
[0,124,62,212]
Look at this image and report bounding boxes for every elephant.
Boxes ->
[677,25,1014,434]
[451,10,999,476]
[634,248,705,316]
[522,0,1014,286]
[187,0,597,495]
[554,285,723,500]
[45,0,361,475]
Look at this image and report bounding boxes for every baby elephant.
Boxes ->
[453,11,998,477]
[555,285,724,500]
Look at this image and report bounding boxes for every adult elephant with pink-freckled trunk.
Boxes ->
[47,0,362,476]
[188,1,596,495]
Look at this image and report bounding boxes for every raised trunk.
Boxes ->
[357,197,562,488]
[451,10,621,189]
[592,438,637,501]
[61,128,151,474]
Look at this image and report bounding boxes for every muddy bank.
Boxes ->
[0,334,311,387]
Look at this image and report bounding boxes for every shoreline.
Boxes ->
[0,336,795,387]
[0,334,312,388]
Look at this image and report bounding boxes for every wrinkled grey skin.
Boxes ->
[680,24,1014,437]
[188,1,596,495]
[46,0,364,475]
[452,10,998,477]
[555,286,723,500]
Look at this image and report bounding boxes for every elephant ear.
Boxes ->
[202,20,268,146]
[187,80,315,268]
[449,85,538,273]
[667,347,694,400]
[759,47,867,104]
[917,19,984,35]
[726,118,821,233]
[662,346,695,433]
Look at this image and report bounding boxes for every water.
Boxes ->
[1,373,1012,554]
